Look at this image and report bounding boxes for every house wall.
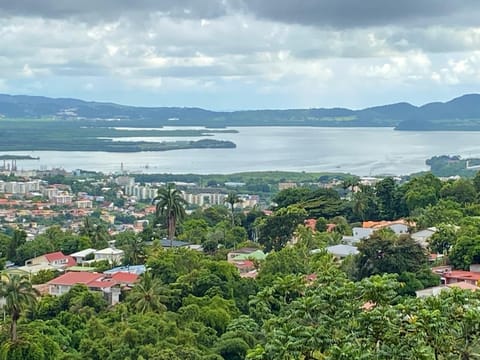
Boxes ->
[26,255,48,266]
[49,284,72,296]
[95,253,124,264]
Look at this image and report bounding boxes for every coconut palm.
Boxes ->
[225,191,242,227]
[0,273,39,342]
[153,183,187,247]
[127,272,168,314]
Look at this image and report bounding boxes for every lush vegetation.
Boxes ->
[0,119,236,152]
[426,155,479,177]
[2,93,480,130]
[3,172,480,358]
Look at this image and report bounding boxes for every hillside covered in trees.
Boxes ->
[1,93,480,130]
[3,172,480,358]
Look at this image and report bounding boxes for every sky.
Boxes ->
[1,0,480,110]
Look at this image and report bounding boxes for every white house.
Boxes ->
[70,248,97,265]
[94,247,124,264]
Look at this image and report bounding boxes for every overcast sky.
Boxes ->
[1,0,479,110]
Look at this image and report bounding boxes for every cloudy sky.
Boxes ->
[1,0,480,110]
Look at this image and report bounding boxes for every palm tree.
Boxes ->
[153,183,187,247]
[127,272,168,314]
[0,273,39,342]
[225,191,242,227]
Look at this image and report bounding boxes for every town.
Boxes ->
[3,163,480,357]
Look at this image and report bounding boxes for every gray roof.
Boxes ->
[160,239,191,248]
[326,244,359,258]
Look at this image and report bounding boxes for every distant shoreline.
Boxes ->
[0,154,39,160]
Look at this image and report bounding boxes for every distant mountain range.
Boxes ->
[1,93,479,130]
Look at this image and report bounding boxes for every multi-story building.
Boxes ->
[43,187,59,199]
[181,192,227,207]
[54,192,73,206]
[124,184,158,200]
[76,199,93,209]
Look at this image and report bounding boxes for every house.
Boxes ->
[411,227,437,248]
[325,244,359,258]
[21,251,76,274]
[47,271,139,305]
[228,249,265,277]
[70,248,97,265]
[159,239,191,248]
[94,247,125,264]
[416,282,479,298]
[442,270,480,286]
[104,265,146,276]
[350,219,412,243]
[231,249,266,262]
[227,247,260,262]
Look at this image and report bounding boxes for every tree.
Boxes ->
[440,178,476,204]
[355,231,429,281]
[153,183,187,245]
[449,235,480,270]
[0,274,39,341]
[225,192,242,227]
[428,223,457,254]
[127,272,169,314]
[404,173,442,211]
[257,205,307,251]
[375,177,397,219]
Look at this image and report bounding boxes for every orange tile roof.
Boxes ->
[362,219,413,229]
[443,271,480,282]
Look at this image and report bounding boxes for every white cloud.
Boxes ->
[0,8,480,109]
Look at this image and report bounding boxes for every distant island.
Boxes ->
[0,154,39,160]
[426,155,480,177]
[0,93,480,131]
[0,120,237,152]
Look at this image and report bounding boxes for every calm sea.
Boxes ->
[6,127,480,176]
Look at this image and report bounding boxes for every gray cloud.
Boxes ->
[2,0,479,28]
[240,0,480,28]
[0,0,230,21]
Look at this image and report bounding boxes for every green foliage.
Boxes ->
[154,183,187,241]
[257,205,307,251]
[31,270,59,285]
[404,173,442,211]
[449,235,480,270]
[355,231,429,281]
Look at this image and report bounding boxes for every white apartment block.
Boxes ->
[124,184,158,200]
[0,180,41,194]
[54,192,73,205]
[76,199,93,209]
[43,187,59,199]
[181,192,227,207]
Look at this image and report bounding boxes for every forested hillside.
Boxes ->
[1,93,480,130]
[2,172,480,358]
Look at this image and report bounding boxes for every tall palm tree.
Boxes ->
[225,191,242,227]
[0,273,39,342]
[127,272,168,314]
[153,183,187,247]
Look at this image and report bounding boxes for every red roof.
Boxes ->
[443,271,480,282]
[48,272,101,286]
[44,251,76,267]
[48,271,139,289]
[111,272,139,284]
[45,251,66,262]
